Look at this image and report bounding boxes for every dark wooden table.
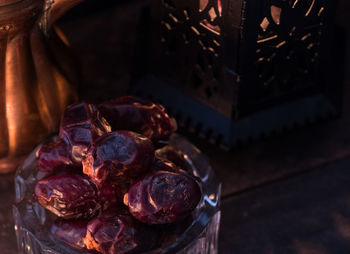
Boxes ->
[1,0,350,253]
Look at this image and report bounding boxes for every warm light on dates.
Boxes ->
[59,103,111,164]
[35,173,101,219]
[98,96,177,142]
[37,139,80,174]
[126,168,201,224]
[84,209,159,254]
[83,131,154,185]
[51,220,89,251]
[31,97,205,253]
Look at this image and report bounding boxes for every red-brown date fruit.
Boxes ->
[51,220,89,251]
[35,173,101,219]
[155,146,191,171]
[83,131,154,185]
[125,169,201,224]
[59,103,111,163]
[99,182,127,211]
[83,209,159,254]
[37,139,80,174]
[98,96,177,142]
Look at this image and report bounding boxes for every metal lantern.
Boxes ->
[132,0,342,147]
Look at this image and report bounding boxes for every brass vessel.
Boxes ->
[0,0,83,173]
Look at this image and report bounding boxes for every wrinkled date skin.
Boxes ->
[98,96,177,142]
[83,131,154,185]
[37,139,80,175]
[32,98,205,252]
[35,173,101,219]
[59,103,111,164]
[84,209,159,254]
[51,219,90,251]
[126,168,201,224]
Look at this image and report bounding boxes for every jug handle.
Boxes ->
[45,0,84,28]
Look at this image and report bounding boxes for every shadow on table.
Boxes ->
[219,157,350,254]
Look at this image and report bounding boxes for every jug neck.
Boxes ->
[0,0,44,38]
[0,0,44,12]
[48,0,84,26]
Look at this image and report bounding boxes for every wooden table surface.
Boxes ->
[1,0,350,253]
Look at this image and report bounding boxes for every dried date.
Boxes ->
[35,173,101,219]
[59,103,111,164]
[37,139,80,174]
[125,169,201,224]
[51,219,89,251]
[83,131,154,185]
[84,209,159,254]
[99,96,177,142]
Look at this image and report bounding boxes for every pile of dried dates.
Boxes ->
[34,96,202,254]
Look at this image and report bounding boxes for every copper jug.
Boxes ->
[0,0,83,173]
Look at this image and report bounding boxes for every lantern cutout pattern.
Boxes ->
[132,0,338,147]
[250,0,326,113]
[156,0,328,116]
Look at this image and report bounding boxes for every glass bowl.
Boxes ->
[13,134,221,254]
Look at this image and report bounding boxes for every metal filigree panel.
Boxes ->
[239,0,327,114]
[152,0,239,117]
[150,0,337,118]
[134,0,340,147]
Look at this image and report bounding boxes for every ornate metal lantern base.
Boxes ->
[131,0,344,148]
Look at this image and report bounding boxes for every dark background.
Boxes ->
[1,0,350,253]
